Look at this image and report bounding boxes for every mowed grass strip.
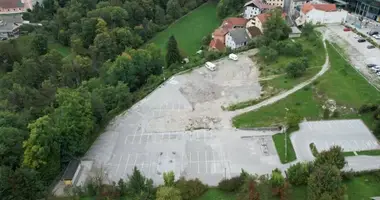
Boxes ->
[147,2,220,56]
[233,42,380,128]
[272,132,297,163]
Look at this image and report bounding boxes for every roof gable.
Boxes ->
[244,0,276,10]
[302,3,337,14]
[229,28,250,44]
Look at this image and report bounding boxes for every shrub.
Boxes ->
[310,143,319,157]
[314,146,346,170]
[286,60,308,78]
[286,162,313,186]
[175,178,207,200]
[218,176,244,192]
[358,103,378,114]
[323,108,329,119]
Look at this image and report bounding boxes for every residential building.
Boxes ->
[225,28,250,50]
[209,17,248,51]
[0,14,23,39]
[296,3,348,25]
[289,0,309,16]
[0,0,33,14]
[248,12,287,33]
[324,0,380,21]
[266,0,285,7]
[243,0,276,19]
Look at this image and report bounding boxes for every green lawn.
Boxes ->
[147,2,220,56]
[233,42,380,128]
[345,174,380,200]
[197,188,236,200]
[48,42,71,57]
[15,36,71,57]
[272,132,297,163]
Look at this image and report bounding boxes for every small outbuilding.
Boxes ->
[62,160,81,186]
[289,26,302,38]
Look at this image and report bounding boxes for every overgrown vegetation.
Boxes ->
[233,42,380,128]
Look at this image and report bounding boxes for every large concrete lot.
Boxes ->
[85,50,282,185]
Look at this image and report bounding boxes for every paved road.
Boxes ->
[231,32,330,117]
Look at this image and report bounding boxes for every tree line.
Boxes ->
[0,0,209,198]
[55,146,350,200]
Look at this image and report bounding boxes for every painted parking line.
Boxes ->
[115,155,123,176]
[205,151,208,173]
[197,151,200,174]
[124,154,131,176]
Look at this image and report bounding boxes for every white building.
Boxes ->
[243,0,276,19]
[247,12,287,33]
[266,0,284,8]
[296,3,348,26]
[225,28,250,50]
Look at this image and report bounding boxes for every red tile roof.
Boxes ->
[221,17,248,30]
[302,3,337,14]
[256,12,286,24]
[213,28,228,37]
[209,39,225,51]
[0,0,24,8]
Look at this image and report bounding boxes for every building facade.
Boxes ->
[225,28,250,50]
[243,0,276,19]
[296,3,348,25]
[266,0,285,7]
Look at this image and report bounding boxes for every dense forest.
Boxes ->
[0,0,210,198]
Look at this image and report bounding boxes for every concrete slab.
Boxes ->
[84,50,282,185]
[291,120,380,161]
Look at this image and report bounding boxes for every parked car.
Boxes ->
[367,64,377,68]
[377,71,380,76]
[367,45,375,49]
[205,62,216,71]
[373,34,380,40]
[228,53,238,61]
[344,27,351,32]
[368,31,379,36]
[371,66,380,72]
[358,38,366,43]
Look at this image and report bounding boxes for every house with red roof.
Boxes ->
[209,17,248,51]
[296,3,347,26]
[243,0,277,19]
[0,0,33,14]
[246,12,286,33]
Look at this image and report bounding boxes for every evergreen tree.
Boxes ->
[166,35,182,67]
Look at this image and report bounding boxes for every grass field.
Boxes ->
[233,42,380,128]
[48,42,71,57]
[272,132,297,163]
[147,2,220,56]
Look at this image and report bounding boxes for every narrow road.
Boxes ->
[230,34,330,117]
